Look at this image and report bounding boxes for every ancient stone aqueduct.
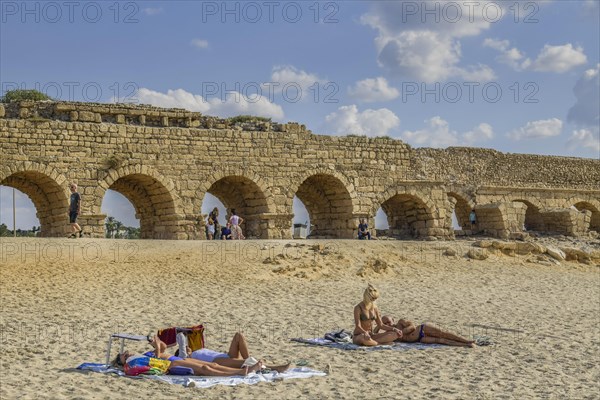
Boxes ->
[0,101,598,240]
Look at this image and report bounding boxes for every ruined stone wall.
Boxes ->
[0,101,598,239]
[413,147,598,189]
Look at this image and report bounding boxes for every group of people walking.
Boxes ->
[205,207,245,240]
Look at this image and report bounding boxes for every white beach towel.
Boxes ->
[76,363,326,388]
[291,337,443,351]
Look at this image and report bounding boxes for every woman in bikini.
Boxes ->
[353,284,403,346]
[114,349,264,377]
[147,332,290,373]
[378,315,475,347]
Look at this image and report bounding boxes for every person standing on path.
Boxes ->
[68,183,83,238]
[229,209,245,240]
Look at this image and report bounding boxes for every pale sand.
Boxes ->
[0,238,598,400]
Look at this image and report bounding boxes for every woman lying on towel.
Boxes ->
[148,332,290,373]
[376,316,475,348]
[114,350,263,377]
[353,284,403,346]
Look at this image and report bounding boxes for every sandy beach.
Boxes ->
[0,237,598,399]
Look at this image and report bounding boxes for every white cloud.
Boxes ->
[375,31,497,83]
[458,64,497,82]
[190,39,209,49]
[531,44,587,73]
[483,38,531,71]
[361,1,495,39]
[401,117,494,148]
[402,116,459,147]
[134,88,211,113]
[507,118,563,140]
[348,77,399,102]
[129,88,284,120]
[209,93,284,119]
[323,105,400,137]
[266,65,325,101]
[361,2,497,83]
[463,123,494,144]
[568,64,599,127]
[582,0,599,12]
[567,128,600,154]
[482,38,508,52]
[142,7,163,15]
[484,39,586,73]
[376,31,461,82]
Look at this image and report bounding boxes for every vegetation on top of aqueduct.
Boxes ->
[1,90,53,103]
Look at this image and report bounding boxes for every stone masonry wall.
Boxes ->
[0,101,598,239]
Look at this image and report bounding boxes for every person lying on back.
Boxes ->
[375,315,475,347]
[145,332,290,372]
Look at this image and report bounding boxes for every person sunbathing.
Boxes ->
[353,284,403,346]
[149,332,290,373]
[376,315,475,348]
[114,350,263,377]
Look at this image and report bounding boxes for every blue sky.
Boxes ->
[1,1,599,230]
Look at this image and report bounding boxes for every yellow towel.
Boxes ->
[187,326,205,351]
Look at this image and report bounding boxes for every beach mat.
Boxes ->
[291,337,442,351]
[76,363,326,388]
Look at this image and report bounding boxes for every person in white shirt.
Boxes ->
[229,209,245,240]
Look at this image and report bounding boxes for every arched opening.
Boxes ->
[375,207,389,237]
[573,201,600,232]
[201,193,228,226]
[447,192,472,231]
[105,174,178,239]
[379,193,434,239]
[101,189,140,239]
[205,176,270,239]
[0,171,68,237]
[200,193,227,239]
[295,174,354,238]
[0,186,41,236]
[291,196,310,237]
[512,200,544,231]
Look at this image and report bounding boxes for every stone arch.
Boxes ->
[447,191,475,230]
[512,199,544,231]
[291,169,357,239]
[96,165,182,239]
[0,162,69,237]
[198,169,276,239]
[373,187,438,239]
[573,201,600,232]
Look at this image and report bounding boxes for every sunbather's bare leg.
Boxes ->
[231,358,292,373]
[213,357,290,373]
[171,359,263,376]
[422,324,474,344]
[370,330,402,345]
[227,332,249,359]
[150,336,170,358]
[157,338,168,354]
[269,362,291,373]
[420,337,475,347]
[352,333,378,346]
[213,358,244,368]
